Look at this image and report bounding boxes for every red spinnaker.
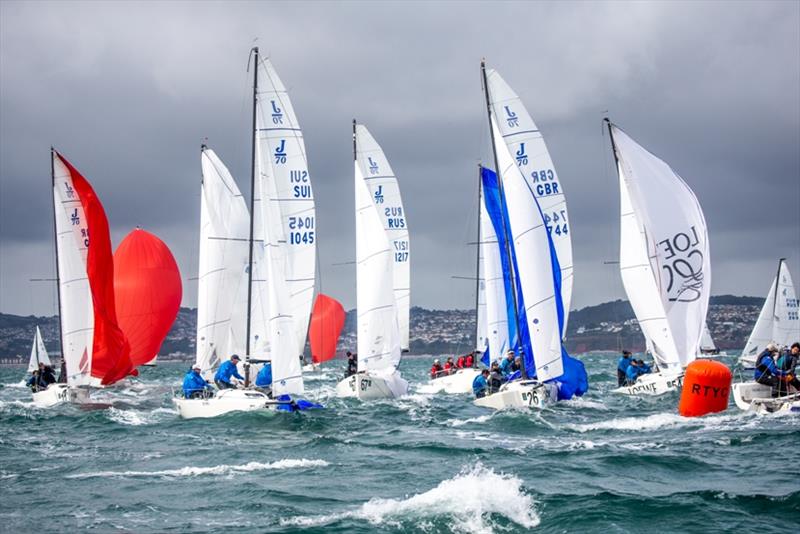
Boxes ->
[58,154,133,385]
[309,294,345,364]
[114,229,182,368]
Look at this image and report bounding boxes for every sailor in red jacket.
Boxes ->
[465,352,475,368]
[430,359,444,379]
[443,357,457,375]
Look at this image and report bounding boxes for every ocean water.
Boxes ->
[0,353,797,533]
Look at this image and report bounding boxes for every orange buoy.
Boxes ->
[678,359,732,417]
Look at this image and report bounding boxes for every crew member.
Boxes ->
[465,352,475,368]
[430,359,444,379]
[617,350,632,386]
[776,342,800,396]
[625,359,641,385]
[40,364,56,386]
[444,357,457,375]
[214,354,244,389]
[345,351,358,378]
[753,344,789,394]
[255,361,273,397]
[489,362,504,393]
[183,364,213,399]
[473,369,490,398]
[456,355,466,369]
[499,351,515,375]
[26,370,45,392]
[57,359,67,383]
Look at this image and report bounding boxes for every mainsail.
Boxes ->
[27,326,52,373]
[354,123,402,373]
[700,323,717,352]
[484,68,573,337]
[52,151,132,387]
[254,55,311,395]
[608,121,711,370]
[195,148,250,374]
[255,56,316,362]
[353,124,410,351]
[742,259,800,358]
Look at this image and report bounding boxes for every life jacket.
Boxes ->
[444,362,455,371]
[430,364,443,378]
[465,355,474,367]
[456,356,465,368]
[755,351,775,380]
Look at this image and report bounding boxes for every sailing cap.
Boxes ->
[766,343,778,352]
[434,358,440,363]
[231,354,241,361]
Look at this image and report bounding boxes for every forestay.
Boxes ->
[354,142,401,373]
[742,260,799,358]
[610,123,711,369]
[196,149,250,374]
[485,68,573,337]
[27,326,52,372]
[255,56,316,361]
[354,125,410,351]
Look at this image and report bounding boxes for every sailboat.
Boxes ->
[732,259,800,412]
[699,323,724,357]
[738,259,799,367]
[36,150,136,408]
[473,61,587,410]
[27,326,52,372]
[606,119,711,396]
[335,122,409,400]
[174,48,318,418]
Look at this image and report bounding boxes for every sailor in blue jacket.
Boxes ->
[499,351,515,375]
[625,359,641,385]
[183,364,213,399]
[255,361,273,396]
[214,355,244,389]
[472,369,490,398]
[617,350,632,386]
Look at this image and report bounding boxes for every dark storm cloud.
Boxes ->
[1,0,798,315]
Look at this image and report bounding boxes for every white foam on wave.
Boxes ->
[447,414,493,427]
[106,406,179,426]
[67,458,329,479]
[2,380,27,389]
[566,412,687,433]
[280,464,539,533]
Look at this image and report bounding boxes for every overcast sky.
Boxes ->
[1,0,798,316]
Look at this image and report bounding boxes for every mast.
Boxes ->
[772,258,785,321]
[474,165,483,359]
[245,47,259,359]
[50,148,65,374]
[480,60,525,377]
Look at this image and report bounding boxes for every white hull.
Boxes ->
[473,380,558,410]
[301,363,320,373]
[739,354,757,369]
[31,383,90,408]
[613,370,684,396]
[172,389,284,419]
[732,381,800,414]
[335,371,408,400]
[419,368,481,394]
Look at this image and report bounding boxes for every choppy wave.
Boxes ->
[281,464,539,533]
[67,458,329,479]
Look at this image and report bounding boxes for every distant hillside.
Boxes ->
[0,295,768,362]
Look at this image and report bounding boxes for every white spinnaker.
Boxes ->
[52,153,94,387]
[196,149,250,373]
[355,161,401,373]
[743,260,800,358]
[700,323,717,352]
[479,178,509,361]
[27,326,52,372]
[611,124,711,369]
[257,111,303,396]
[618,160,681,369]
[256,56,316,358]
[491,119,563,381]
[485,68,573,337]
[354,125,410,351]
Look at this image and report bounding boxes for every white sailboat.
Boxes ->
[732,259,800,412]
[27,326,52,372]
[335,122,409,400]
[175,48,317,418]
[738,259,799,367]
[473,62,587,410]
[606,119,711,396]
[698,323,725,357]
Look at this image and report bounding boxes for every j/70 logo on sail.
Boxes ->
[658,225,705,302]
[516,143,528,166]
[270,100,283,124]
[373,185,384,204]
[504,106,519,127]
[368,157,379,175]
[274,140,287,164]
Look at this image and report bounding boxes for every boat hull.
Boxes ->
[335,372,408,400]
[31,384,90,408]
[172,389,281,419]
[732,381,800,413]
[420,368,481,394]
[613,369,684,396]
[473,380,558,410]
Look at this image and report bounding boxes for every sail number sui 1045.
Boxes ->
[288,216,314,245]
